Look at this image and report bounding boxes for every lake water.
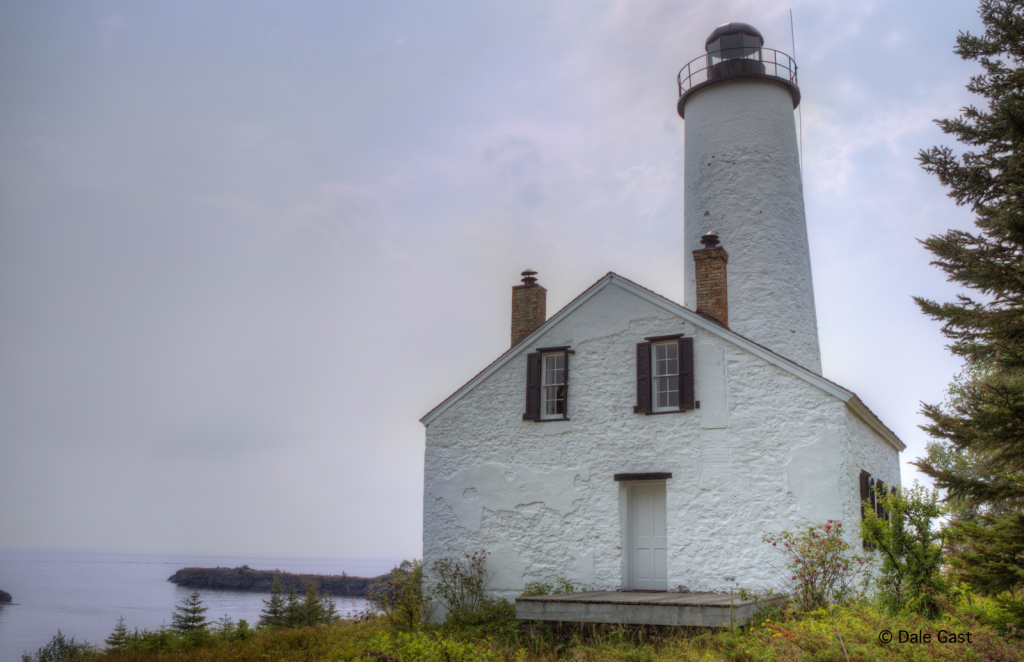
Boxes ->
[0,549,396,661]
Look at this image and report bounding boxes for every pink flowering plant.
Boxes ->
[763,521,873,611]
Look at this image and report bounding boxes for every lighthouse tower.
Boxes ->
[678,22,822,374]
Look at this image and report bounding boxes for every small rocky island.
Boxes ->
[0,590,11,603]
[168,566,383,597]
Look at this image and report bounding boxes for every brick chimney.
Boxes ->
[511,269,546,346]
[692,232,729,328]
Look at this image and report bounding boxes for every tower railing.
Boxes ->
[677,47,797,98]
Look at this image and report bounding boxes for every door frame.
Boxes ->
[620,479,668,591]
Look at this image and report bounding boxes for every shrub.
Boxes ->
[764,521,872,611]
[365,559,426,628]
[861,481,948,616]
[21,630,96,662]
[520,576,579,597]
[430,550,490,615]
[367,629,495,662]
[441,597,519,645]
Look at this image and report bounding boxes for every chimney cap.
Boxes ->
[700,232,721,249]
[521,269,538,286]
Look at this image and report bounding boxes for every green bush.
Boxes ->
[861,482,948,616]
[367,629,495,662]
[441,597,519,645]
[520,576,579,597]
[365,559,427,628]
[21,630,96,662]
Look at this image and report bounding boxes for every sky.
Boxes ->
[0,0,987,562]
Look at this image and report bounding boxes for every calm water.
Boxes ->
[0,549,396,662]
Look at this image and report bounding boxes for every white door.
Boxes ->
[627,482,668,590]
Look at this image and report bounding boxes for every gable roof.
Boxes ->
[420,272,905,452]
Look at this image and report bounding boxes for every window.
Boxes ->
[634,334,694,414]
[652,341,680,412]
[542,352,566,418]
[523,346,573,421]
[859,470,891,549]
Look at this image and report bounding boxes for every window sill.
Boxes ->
[635,401,700,415]
[533,416,570,423]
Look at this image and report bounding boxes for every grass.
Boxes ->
[62,598,1024,662]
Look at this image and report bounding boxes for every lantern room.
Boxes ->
[705,23,765,78]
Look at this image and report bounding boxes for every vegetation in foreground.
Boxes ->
[20,559,1024,662]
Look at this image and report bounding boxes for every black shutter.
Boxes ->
[562,349,570,420]
[876,480,887,520]
[679,337,694,411]
[859,471,870,521]
[523,352,541,421]
[634,342,651,414]
[860,470,872,550]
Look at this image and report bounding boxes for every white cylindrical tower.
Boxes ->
[678,22,822,374]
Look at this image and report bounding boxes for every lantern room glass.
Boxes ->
[706,33,762,69]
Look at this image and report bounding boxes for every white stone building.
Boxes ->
[420,22,903,607]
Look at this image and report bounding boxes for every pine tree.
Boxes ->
[104,616,130,651]
[320,591,338,625]
[282,582,301,628]
[170,590,209,634]
[258,575,287,629]
[299,581,325,627]
[912,0,1024,600]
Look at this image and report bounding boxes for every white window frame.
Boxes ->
[540,352,567,420]
[651,340,680,413]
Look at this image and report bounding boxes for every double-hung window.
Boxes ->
[541,353,567,418]
[634,334,694,414]
[652,341,681,412]
[523,346,573,421]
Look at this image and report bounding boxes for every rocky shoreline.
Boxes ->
[167,566,383,597]
[0,589,11,603]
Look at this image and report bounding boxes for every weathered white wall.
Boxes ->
[844,406,903,546]
[422,282,899,613]
[682,78,822,375]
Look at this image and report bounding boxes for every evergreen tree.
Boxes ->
[299,581,325,627]
[104,616,130,651]
[283,582,301,628]
[258,575,287,629]
[170,590,208,634]
[320,591,338,625]
[912,0,1024,601]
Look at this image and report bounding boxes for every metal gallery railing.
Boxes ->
[677,47,798,97]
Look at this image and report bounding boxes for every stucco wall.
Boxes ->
[422,282,898,612]
[682,78,821,375]
[845,406,903,545]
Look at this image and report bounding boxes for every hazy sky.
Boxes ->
[0,0,985,562]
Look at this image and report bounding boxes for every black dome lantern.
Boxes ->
[676,21,800,118]
[705,22,765,78]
